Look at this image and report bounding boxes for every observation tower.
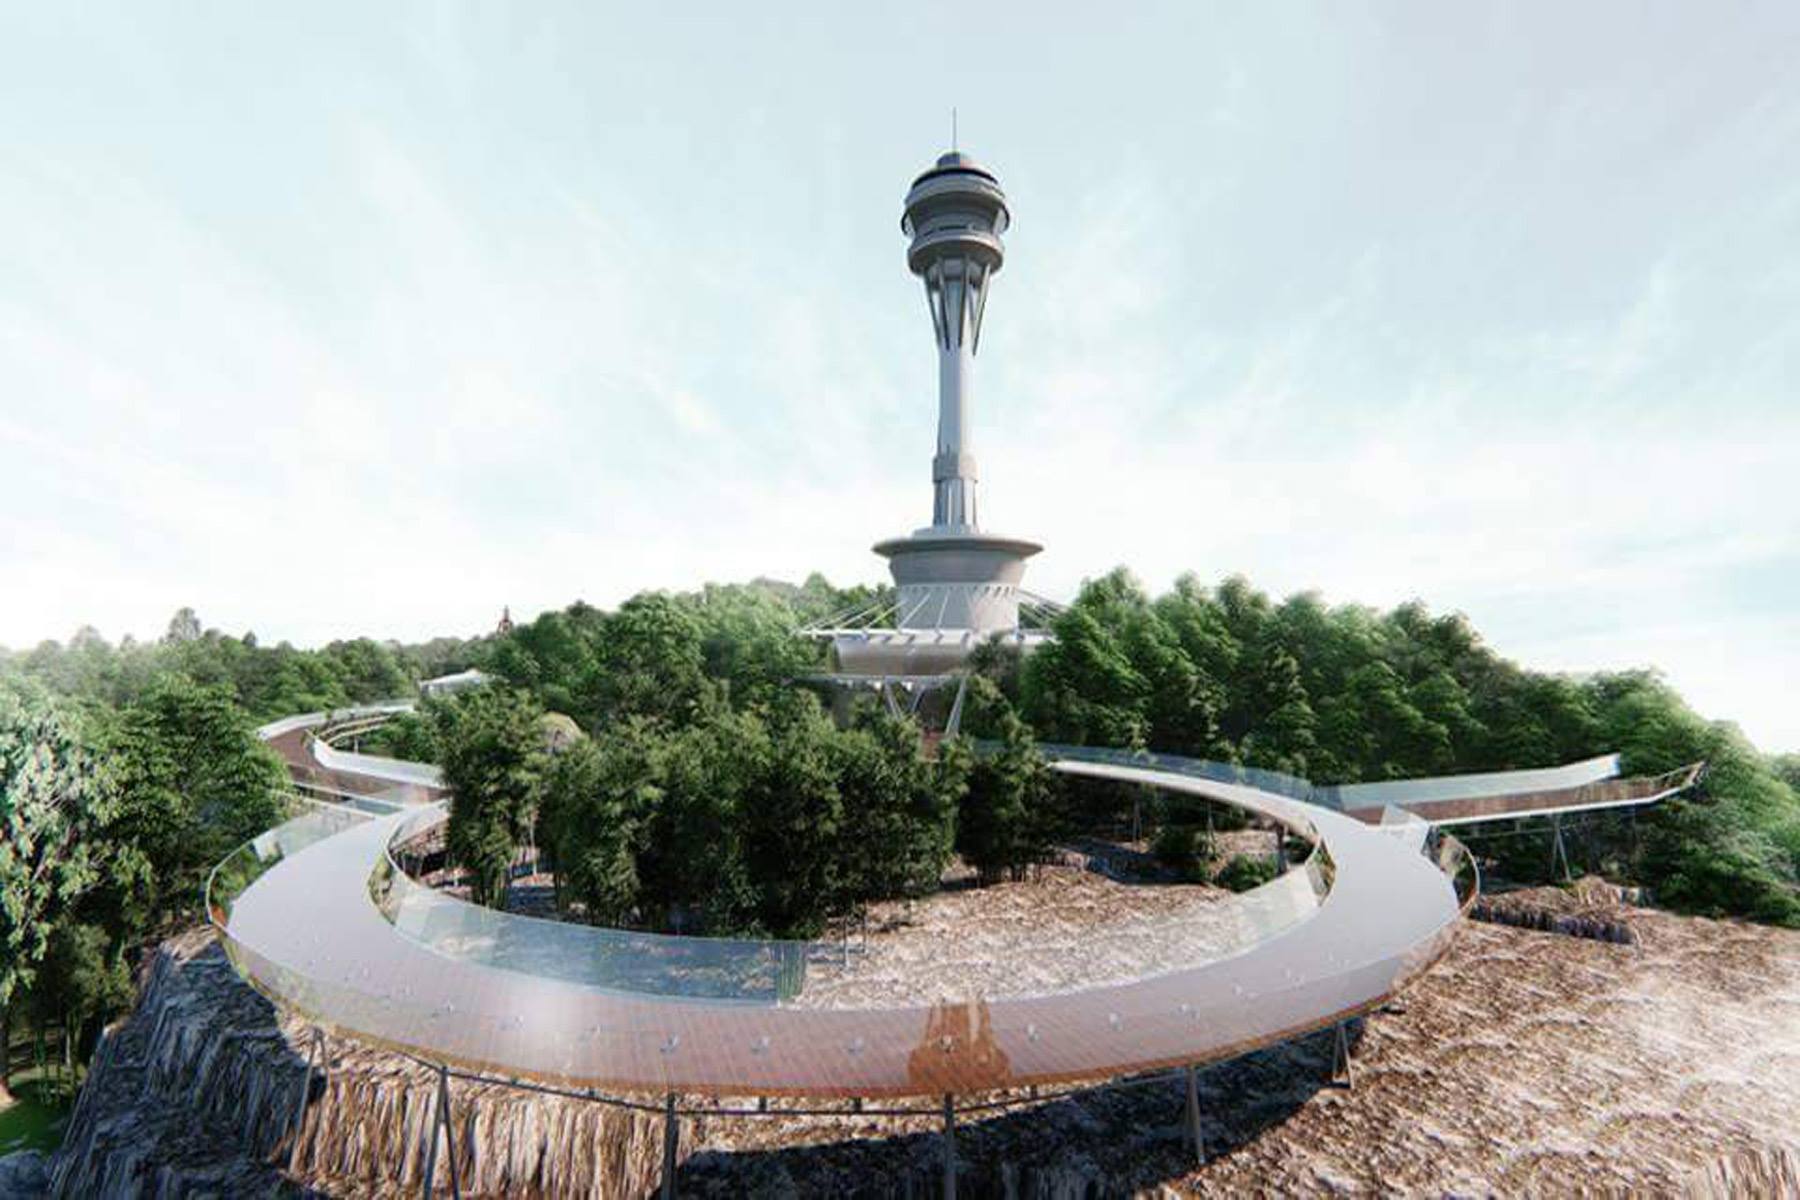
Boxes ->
[812,150,1058,701]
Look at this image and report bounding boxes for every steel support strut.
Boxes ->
[942,1093,957,1199]
[421,1062,461,1199]
[286,1027,324,1170]
[1184,1064,1205,1166]
[1329,1021,1354,1089]
[661,1092,680,1200]
[442,1064,463,1198]
[944,674,971,738]
[1550,813,1572,882]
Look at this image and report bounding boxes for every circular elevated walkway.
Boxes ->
[220,715,1469,1099]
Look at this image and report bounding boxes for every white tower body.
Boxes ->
[829,151,1047,679]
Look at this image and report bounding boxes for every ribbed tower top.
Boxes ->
[902,152,1010,279]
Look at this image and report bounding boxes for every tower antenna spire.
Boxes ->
[952,107,958,151]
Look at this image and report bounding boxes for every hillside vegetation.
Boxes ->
[1010,570,1799,924]
[4,570,1796,1108]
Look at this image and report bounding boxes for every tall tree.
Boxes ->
[435,688,548,908]
[1239,635,1320,776]
[539,734,643,926]
[595,593,712,727]
[162,607,202,645]
[98,675,286,934]
[955,708,1056,884]
[833,711,961,905]
[26,921,132,1099]
[0,683,109,1102]
[1021,571,1153,747]
[638,709,755,931]
[739,695,842,936]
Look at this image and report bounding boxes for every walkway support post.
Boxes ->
[1550,814,1572,882]
[661,1092,679,1200]
[420,1083,438,1198]
[286,1027,324,1170]
[420,1063,458,1198]
[942,1092,957,1200]
[434,1063,462,1199]
[1184,1064,1205,1166]
[442,1063,463,1199]
[1329,1021,1354,1089]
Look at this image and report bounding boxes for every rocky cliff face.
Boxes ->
[47,930,300,1197]
[44,930,676,1198]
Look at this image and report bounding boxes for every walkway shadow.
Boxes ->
[674,1021,1363,1198]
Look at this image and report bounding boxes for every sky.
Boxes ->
[1,4,1796,750]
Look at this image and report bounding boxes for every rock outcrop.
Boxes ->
[46,931,676,1198]
[0,1148,49,1196]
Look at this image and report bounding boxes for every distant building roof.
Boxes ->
[419,668,493,696]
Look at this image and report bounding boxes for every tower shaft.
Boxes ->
[934,329,977,528]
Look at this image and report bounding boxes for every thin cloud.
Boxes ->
[0,5,1795,754]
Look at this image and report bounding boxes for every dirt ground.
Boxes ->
[677,889,1800,1196]
[794,854,1296,1008]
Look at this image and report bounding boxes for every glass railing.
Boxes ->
[364,797,1332,1008]
[1032,743,1696,826]
[206,798,372,928]
[369,808,815,1004]
[1316,754,1622,811]
[1031,743,1322,805]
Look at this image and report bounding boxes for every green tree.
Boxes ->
[633,709,750,931]
[98,675,285,935]
[595,594,712,727]
[319,638,409,702]
[539,734,642,926]
[955,708,1055,884]
[1774,754,1800,795]
[162,607,202,645]
[738,695,842,936]
[1238,634,1319,776]
[435,688,548,908]
[692,583,823,710]
[26,921,132,1100]
[364,708,441,761]
[1021,572,1152,747]
[0,684,109,1103]
[834,712,961,905]
[1152,819,1213,882]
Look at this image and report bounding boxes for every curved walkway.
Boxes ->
[222,714,1467,1099]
